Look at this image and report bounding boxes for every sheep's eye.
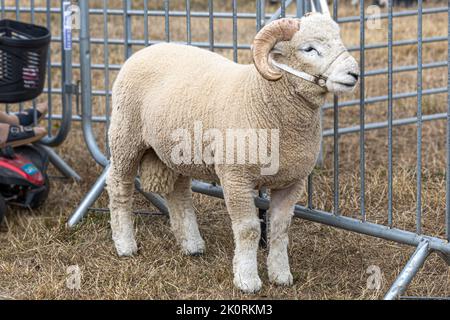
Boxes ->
[302,46,319,55]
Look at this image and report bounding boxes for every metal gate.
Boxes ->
[31,0,449,299]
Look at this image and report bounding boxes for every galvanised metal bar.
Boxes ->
[60,34,447,55]
[45,59,450,78]
[79,0,108,167]
[324,87,448,110]
[164,0,170,42]
[388,0,393,228]
[347,36,447,53]
[4,6,446,20]
[103,0,111,156]
[144,0,149,47]
[447,2,450,242]
[46,0,52,137]
[384,239,431,300]
[333,0,339,216]
[232,0,238,63]
[307,174,313,209]
[323,113,448,137]
[281,0,286,18]
[338,6,447,24]
[16,0,24,113]
[208,0,214,51]
[186,0,191,45]
[416,0,423,235]
[190,180,450,257]
[135,178,169,215]
[124,0,132,59]
[36,145,81,182]
[266,0,294,24]
[359,0,365,221]
[256,0,262,32]
[296,0,304,18]
[67,165,110,228]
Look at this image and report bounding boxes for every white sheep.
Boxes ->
[106,2,359,293]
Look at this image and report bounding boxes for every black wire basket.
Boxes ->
[0,19,51,104]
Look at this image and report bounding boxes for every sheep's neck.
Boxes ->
[243,66,324,131]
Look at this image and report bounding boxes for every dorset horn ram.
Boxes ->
[107,0,359,293]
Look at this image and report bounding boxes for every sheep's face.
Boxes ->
[272,13,360,94]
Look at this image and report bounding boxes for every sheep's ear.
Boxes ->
[270,42,285,57]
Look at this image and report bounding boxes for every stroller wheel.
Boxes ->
[29,174,50,209]
[0,194,6,224]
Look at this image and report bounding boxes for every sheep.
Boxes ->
[106,1,359,293]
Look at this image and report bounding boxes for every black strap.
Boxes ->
[16,108,43,126]
[7,125,35,143]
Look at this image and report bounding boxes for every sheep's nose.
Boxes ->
[348,72,359,81]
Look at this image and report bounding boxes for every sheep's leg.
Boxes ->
[107,131,144,257]
[165,176,205,256]
[267,182,304,286]
[221,176,262,293]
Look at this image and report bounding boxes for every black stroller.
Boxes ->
[0,19,51,223]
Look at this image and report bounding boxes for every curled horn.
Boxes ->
[251,18,300,81]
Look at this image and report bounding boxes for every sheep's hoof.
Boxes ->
[234,274,262,294]
[181,239,205,256]
[269,271,294,287]
[114,238,138,257]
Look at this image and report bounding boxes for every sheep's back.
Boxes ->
[113,43,250,179]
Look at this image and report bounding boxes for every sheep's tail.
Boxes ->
[139,149,178,195]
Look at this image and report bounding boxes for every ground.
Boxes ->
[0,0,449,299]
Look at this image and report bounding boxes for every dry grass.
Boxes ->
[0,0,450,300]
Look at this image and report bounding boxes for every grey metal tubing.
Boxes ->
[124,0,132,59]
[359,0,365,221]
[281,0,286,18]
[447,2,450,242]
[186,0,191,45]
[190,180,450,257]
[164,0,170,42]
[3,5,446,20]
[232,0,237,63]
[58,34,447,54]
[135,179,169,215]
[347,35,447,53]
[255,0,294,24]
[144,0,149,47]
[79,0,109,167]
[67,165,109,228]
[416,0,423,235]
[338,6,447,24]
[256,0,262,32]
[208,0,214,51]
[37,145,81,182]
[388,0,394,227]
[296,0,304,18]
[323,113,448,137]
[104,0,111,156]
[323,87,448,110]
[384,239,431,300]
[40,0,73,147]
[46,0,53,139]
[333,0,339,216]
